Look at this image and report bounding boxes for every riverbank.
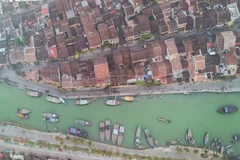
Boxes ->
[1,67,240,99]
[0,123,222,160]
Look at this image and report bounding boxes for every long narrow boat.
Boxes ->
[204,132,209,145]
[67,127,88,138]
[144,129,154,148]
[177,138,184,145]
[75,97,98,106]
[43,117,59,123]
[17,113,29,119]
[105,120,111,141]
[58,97,67,105]
[157,117,171,123]
[43,113,59,118]
[105,100,122,106]
[99,122,105,142]
[16,109,30,114]
[218,106,238,114]
[46,96,61,104]
[135,126,141,148]
[112,124,119,144]
[75,120,92,126]
[117,126,125,146]
[120,96,135,102]
[26,91,42,97]
[186,129,195,145]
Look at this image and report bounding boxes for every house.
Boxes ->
[0,52,7,66]
[221,47,238,75]
[192,54,205,71]
[86,31,102,49]
[215,31,236,54]
[3,17,13,33]
[128,0,143,13]
[130,48,148,63]
[0,39,7,53]
[159,20,168,35]
[122,25,134,42]
[166,19,178,34]
[11,13,22,29]
[92,7,103,23]
[151,61,167,83]
[62,0,75,20]
[146,40,166,62]
[152,5,164,21]
[190,13,203,29]
[150,20,160,34]
[9,47,25,64]
[136,15,150,34]
[108,26,119,45]
[25,47,36,63]
[74,36,88,52]
[57,43,69,59]
[165,38,183,79]
[173,11,187,30]
[185,0,196,13]
[159,1,172,21]
[127,19,142,40]
[93,57,110,85]
[122,2,134,19]
[49,45,58,59]
[183,38,194,53]
[175,39,186,56]
[213,7,231,27]
[40,65,60,84]
[103,0,113,9]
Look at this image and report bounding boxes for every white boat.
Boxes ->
[117,126,124,146]
[99,122,105,142]
[105,120,111,141]
[43,113,59,118]
[58,97,67,105]
[46,96,61,104]
[112,124,119,144]
[105,95,122,106]
[75,97,97,106]
[16,109,30,114]
[135,126,141,148]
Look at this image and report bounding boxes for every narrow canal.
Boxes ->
[1,83,240,155]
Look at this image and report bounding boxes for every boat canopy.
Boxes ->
[113,129,118,135]
[119,126,125,132]
[50,117,57,121]
[80,100,88,105]
[224,107,228,113]
[70,128,77,133]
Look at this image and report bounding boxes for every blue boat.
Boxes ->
[43,117,59,123]
[67,127,88,138]
[58,97,67,105]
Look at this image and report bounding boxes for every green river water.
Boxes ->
[1,83,240,155]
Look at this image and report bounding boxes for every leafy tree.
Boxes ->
[193,149,199,154]
[14,38,20,47]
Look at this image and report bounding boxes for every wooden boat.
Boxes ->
[232,135,240,141]
[105,120,111,141]
[218,106,238,114]
[112,124,119,144]
[17,113,29,119]
[211,138,217,147]
[177,138,184,145]
[135,126,141,148]
[167,140,178,145]
[186,129,195,145]
[43,117,59,123]
[68,127,88,138]
[117,126,125,146]
[121,96,135,102]
[26,91,41,97]
[157,117,171,123]
[105,96,122,106]
[220,146,224,154]
[158,95,164,99]
[144,129,154,148]
[58,97,67,105]
[16,109,30,114]
[99,122,105,142]
[44,124,47,130]
[204,132,209,145]
[75,120,92,126]
[74,97,97,106]
[154,139,158,147]
[43,113,59,118]
[46,96,61,104]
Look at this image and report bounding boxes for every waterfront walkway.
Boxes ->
[0,124,220,160]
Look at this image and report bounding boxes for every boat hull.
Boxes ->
[43,113,59,118]
[17,113,29,119]
[26,91,41,97]
[144,129,154,148]
[46,96,61,104]
[75,120,92,126]
[117,126,124,146]
[16,109,30,114]
[105,120,111,141]
[218,106,238,114]
[68,127,88,138]
[105,100,122,106]
[43,117,59,123]
[121,96,135,102]
[135,126,141,148]
[112,124,119,144]
[99,122,105,142]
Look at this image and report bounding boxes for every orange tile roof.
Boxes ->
[25,47,36,62]
[192,55,205,70]
[93,57,110,80]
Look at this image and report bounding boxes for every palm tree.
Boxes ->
[211,152,220,160]
[115,151,120,157]
[65,135,70,140]
[88,140,92,148]
[176,146,183,153]
[184,147,190,153]
[80,137,85,144]
[193,149,199,154]
[71,137,78,145]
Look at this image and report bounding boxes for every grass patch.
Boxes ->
[136,80,146,86]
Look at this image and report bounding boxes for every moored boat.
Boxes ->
[154,139,158,147]
[67,127,88,138]
[43,113,59,118]
[204,132,209,145]
[157,117,171,123]
[99,122,105,142]
[58,97,67,105]
[117,126,125,146]
[17,86,25,90]
[218,106,238,114]
[220,146,224,154]
[16,109,30,114]
[167,140,178,145]
[144,129,154,148]
[211,138,217,147]
[74,97,97,106]
[17,113,29,119]
[105,120,111,141]
[112,124,119,144]
[75,120,92,126]
[105,100,122,106]
[46,96,61,104]
[233,135,240,141]
[177,138,184,145]
[120,96,135,102]
[135,126,141,148]
[186,129,195,145]
[43,117,59,123]
[26,91,42,97]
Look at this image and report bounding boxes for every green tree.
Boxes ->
[14,38,20,47]
[71,88,76,92]
[184,147,190,153]
[193,149,199,154]
[175,146,183,153]
[88,140,92,148]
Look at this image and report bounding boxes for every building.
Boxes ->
[93,57,110,85]
[215,31,236,54]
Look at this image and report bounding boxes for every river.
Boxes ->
[1,83,240,155]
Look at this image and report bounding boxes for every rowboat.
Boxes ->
[99,122,105,142]
[67,127,88,138]
[204,132,209,145]
[135,126,141,148]
[220,146,224,154]
[58,97,67,105]
[105,120,111,141]
[16,109,30,114]
[112,124,119,144]
[167,140,178,145]
[177,138,184,145]
[46,96,61,104]
[117,126,125,146]
[144,129,154,148]
[120,96,135,102]
[158,95,164,99]
[75,97,97,106]
[186,129,195,145]
[26,91,42,97]
[43,113,59,118]
[157,117,171,123]
[218,106,238,114]
[43,117,59,123]
[17,113,29,119]
[75,120,92,126]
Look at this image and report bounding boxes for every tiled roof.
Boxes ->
[131,48,148,63]
[164,59,172,75]
[11,14,21,28]
[222,47,238,65]
[108,26,119,39]
[9,47,25,64]
[122,2,134,17]
[165,39,178,55]
[192,55,205,70]
[60,61,71,75]
[183,38,194,53]
[151,62,167,78]
[25,47,36,63]
[113,50,124,65]
[175,11,187,25]
[93,57,110,80]
[167,19,178,33]
[171,56,182,71]
[92,7,102,20]
[74,36,88,51]
[150,20,160,33]
[86,31,101,48]
[136,15,150,33]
